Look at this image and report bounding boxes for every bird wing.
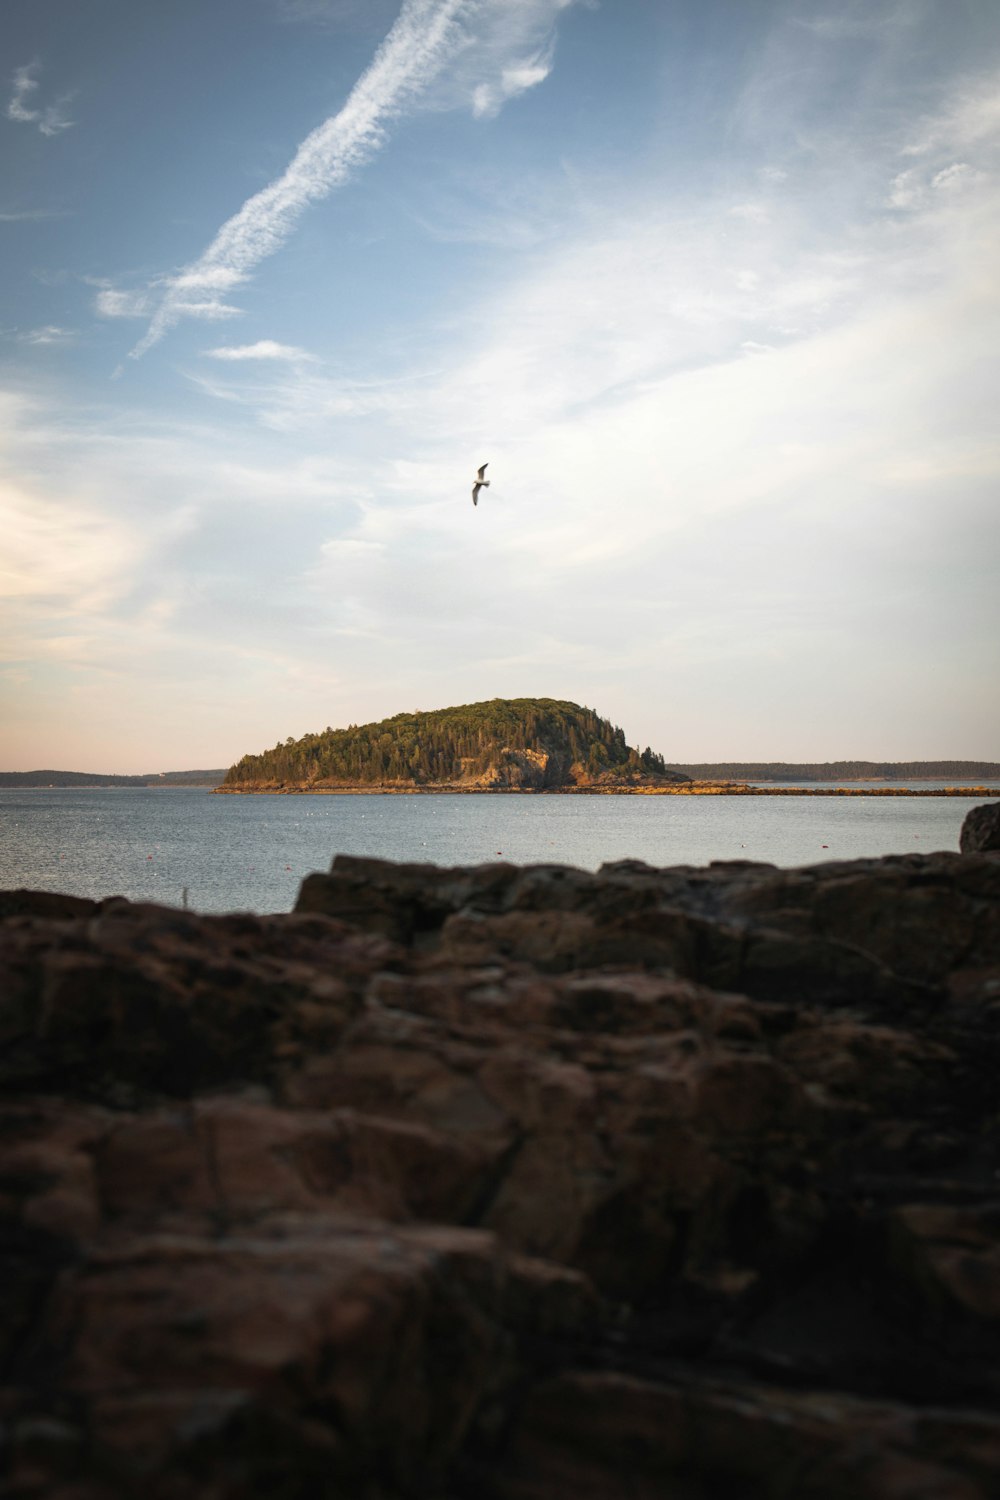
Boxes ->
[472,485,479,505]
[477,463,488,480]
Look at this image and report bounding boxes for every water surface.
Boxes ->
[1,786,994,914]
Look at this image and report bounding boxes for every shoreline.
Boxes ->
[213,783,1000,798]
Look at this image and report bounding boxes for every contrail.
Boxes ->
[131,0,472,358]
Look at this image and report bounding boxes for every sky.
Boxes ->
[2,0,999,773]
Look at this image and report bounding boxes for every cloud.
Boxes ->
[470,51,554,120]
[888,159,990,212]
[883,64,1000,216]
[0,382,391,769]
[204,340,315,362]
[903,74,1000,158]
[932,161,986,192]
[6,76,999,763]
[395,140,582,251]
[94,282,241,324]
[167,298,243,321]
[271,0,401,26]
[0,208,68,223]
[124,0,578,358]
[183,357,429,429]
[790,8,916,42]
[16,325,75,346]
[127,0,472,358]
[0,479,137,609]
[8,7,997,767]
[886,167,923,209]
[6,62,75,136]
[729,202,770,223]
[93,287,153,319]
[318,537,385,558]
[429,0,579,119]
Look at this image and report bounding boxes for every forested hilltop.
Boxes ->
[222,698,685,791]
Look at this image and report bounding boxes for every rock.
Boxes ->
[475,1371,991,1500]
[0,888,104,919]
[961,801,1000,853]
[2,849,1000,1497]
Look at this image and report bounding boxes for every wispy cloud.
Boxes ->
[471,54,552,119]
[0,386,375,767]
[790,7,917,42]
[183,360,429,429]
[932,161,986,192]
[122,0,578,358]
[886,68,1000,213]
[9,2,997,769]
[902,74,1000,157]
[451,0,579,120]
[16,325,75,347]
[888,159,988,210]
[271,0,400,26]
[6,62,75,137]
[92,285,154,319]
[204,340,316,362]
[0,208,69,223]
[126,0,471,358]
[0,478,137,610]
[401,158,574,249]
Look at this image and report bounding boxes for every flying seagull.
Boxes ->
[472,462,489,506]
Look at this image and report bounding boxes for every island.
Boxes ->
[6,738,996,797]
[215,698,1000,797]
[217,697,688,793]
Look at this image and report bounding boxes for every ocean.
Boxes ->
[0,785,995,915]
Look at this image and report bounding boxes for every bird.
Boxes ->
[472,462,489,506]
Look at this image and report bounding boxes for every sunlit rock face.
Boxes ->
[1,843,999,1499]
[461,745,564,788]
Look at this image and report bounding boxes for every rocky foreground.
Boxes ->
[2,813,1000,1498]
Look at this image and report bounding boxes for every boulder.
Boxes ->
[961,800,1000,853]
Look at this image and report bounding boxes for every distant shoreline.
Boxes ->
[3,776,997,797]
[213,783,1000,798]
[0,783,220,791]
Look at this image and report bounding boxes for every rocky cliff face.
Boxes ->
[464,746,677,790]
[2,828,999,1498]
[459,745,565,789]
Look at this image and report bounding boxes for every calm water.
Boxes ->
[0,786,995,915]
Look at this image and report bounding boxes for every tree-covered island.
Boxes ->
[219,697,687,793]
